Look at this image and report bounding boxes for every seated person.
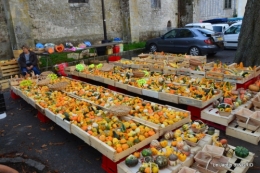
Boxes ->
[18,45,41,76]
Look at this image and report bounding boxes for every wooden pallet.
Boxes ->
[201,106,235,126]
[226,121,260,145]
[0,61,20,77]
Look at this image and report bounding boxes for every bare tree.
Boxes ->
[234,1,260,66]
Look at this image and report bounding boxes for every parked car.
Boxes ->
[185,23,213,30]
[212,24,230,33]
[145,28,224,56]
[223,22,242,49]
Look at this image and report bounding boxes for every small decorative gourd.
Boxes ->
[143,156,154,163]
[164,131,174,140]
[150,140,161,150]
[168,154,178,166]
[154,155,168,169]
[125,155,138,167]
[176,141,185,150]
[181,145,191,156]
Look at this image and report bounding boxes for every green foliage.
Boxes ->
[123,42,146,51]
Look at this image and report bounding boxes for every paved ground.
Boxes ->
[1,49,259,173]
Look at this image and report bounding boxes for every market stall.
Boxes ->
[9,52,259,173]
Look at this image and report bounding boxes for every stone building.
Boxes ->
[0,0,178,60]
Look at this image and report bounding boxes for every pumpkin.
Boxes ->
[160,140,168,148]
[154,155,168,169]
[164,131,173,140]
[46,47,54,54]
[181,145,191,156]
[55,44,64,53]
[235,146,249,158]
[141,148,152,157]
[176,141,185,150]
[150,140,161,149]
[143,156,154,163]
[168,154,178,166]
[125,155,138,167]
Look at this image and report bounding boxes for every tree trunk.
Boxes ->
[234,0,260,66]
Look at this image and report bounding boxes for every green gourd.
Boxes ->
[125,155,138,167]
[235,146,249,158]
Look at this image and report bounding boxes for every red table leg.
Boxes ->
[187,105,211,121]
[37,111,50,123]
[10,90,20,99]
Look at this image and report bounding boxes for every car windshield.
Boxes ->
[213,26,222,32]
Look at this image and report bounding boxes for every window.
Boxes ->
[225,25,241,35]
[151,0,161,8]
[224,0,232,9]
[69,0,89,3]
[213,26,223,32]
[176,29,194,38]
[164,30,177,39]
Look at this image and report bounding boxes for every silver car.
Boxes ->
[145,28,224,56]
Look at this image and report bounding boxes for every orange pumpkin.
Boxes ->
[55,44,64,52]
[46,47,54,54]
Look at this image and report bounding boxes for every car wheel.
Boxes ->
[189,47,200,56]
[149,44,158,52]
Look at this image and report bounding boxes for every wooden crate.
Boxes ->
[103,78,115,86]
[201,106,235,126]
[190,70,205,78]
[223,71,254,84]
[192,145,254,173]
[89,116,159,162]
[115,82,128,90]
[118,155,192,173]
[35,103,45,115]
[0,79,10,90]
[71,124,91,145]
[178,90,222,108]
[56,114,71,133]
[0,61,20,77]
[226,121,260,145]
[27,97,36,108]
[44,108,56,123]
[177,67,190,76]
[142,89,158,99]
[163,66,177,75]
[78,72,87,78]
[158,92,179,104]
[86,74,96,81]
[206,71,224,81]
[127,85,142,95]
[130,106,191,136]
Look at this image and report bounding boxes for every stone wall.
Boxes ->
[2,0,178,59]
[193,0,235,22]
[0,1,12,60]
[137,0,178,41]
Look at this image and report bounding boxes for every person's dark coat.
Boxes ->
[18,51,38,68]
